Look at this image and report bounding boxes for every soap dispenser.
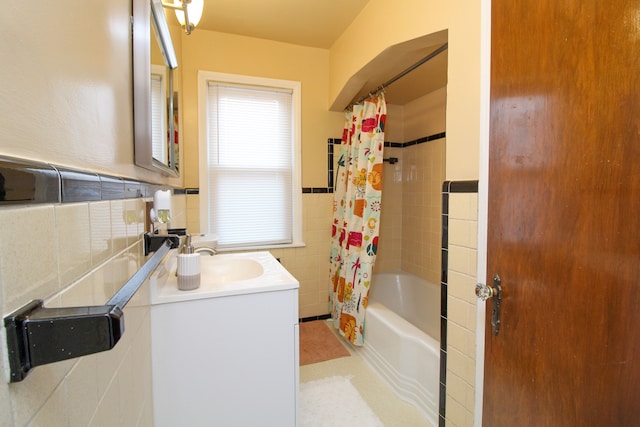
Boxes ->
[176,235,201,291]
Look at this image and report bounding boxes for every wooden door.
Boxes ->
[484,0,640,425]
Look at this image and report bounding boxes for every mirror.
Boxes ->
[133,0,179,176]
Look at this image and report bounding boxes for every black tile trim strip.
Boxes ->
[440,179,479,423]
[0,157,60,204]
[302,188,333,194]
[300,138,342,194]
[385,131,446,148]
[0,154,184,205]
[57,168,102,203]
[299,314,332,323]
[142,133,451,196]
[443,180,478,193]
[100,175,127,200]
[321,132,446,194]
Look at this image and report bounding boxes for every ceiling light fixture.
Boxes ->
[161,0,204,35]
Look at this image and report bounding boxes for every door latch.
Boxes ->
[475,274,503,336]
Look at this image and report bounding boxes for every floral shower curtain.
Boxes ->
[329,93,387,346]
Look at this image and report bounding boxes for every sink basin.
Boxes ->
[199,257,263,284]
[149,250,299,304]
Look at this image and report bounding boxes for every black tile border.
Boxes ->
[440,179,479,424]
[443,180,479,194]
[0,156,60,204]
[299,314,332,323]
[58,168,102,203]
[100,175,127,200]
[302,188,332,194]
[0,154,182,206]
[1,133,451,204]
[312,132,447,194]
[385,131,446,148]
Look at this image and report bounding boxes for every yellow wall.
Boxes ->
[178,30,344,188]
[446,0,482,181]
[329,0,480,181]
[0,0,180,187]
[329,0,449,106]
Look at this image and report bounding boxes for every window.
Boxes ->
[151,64,168,163]
[198,71,303,250]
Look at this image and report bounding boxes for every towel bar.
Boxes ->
[3,240,173,382]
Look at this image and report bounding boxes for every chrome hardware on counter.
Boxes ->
[3,241,173,382]
[144,231,181,255]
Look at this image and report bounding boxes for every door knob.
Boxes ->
[476,275,503,336]
[475,282,496,301]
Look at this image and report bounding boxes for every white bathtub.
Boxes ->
[357,271,440,426]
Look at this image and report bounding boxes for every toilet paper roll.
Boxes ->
[177,253,201,291]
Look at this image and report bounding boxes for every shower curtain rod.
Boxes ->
[346,42,449,110]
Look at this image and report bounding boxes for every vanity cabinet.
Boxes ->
[149,252,299,427]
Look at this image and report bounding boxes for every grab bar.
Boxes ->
[3,240,173,382]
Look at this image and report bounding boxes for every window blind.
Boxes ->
[205,83,294,248]
[151,72,166,162]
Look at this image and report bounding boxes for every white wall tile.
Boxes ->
[448,218,478,249]
[89,201,112,267]
[0,205,59,314]
[447,347,475,387]
[110,201,128,254]
[65,356,99,427]
[446,197,479,424]
[448,245,477,277]
[448,270,477,305]
[8,358,74,426]
[55,203,92,287]
[445,393,473,427]
[449,193,478,221]
[447,371,475,413]
[0,350,14,427]
[27,381,68,427]
[448,321,476,358]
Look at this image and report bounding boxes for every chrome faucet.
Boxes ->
[195,247,217,256]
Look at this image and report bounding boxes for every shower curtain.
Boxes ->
[329,93,387,346]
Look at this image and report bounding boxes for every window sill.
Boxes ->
[216,241,306,253]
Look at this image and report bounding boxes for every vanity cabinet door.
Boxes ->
[151,289,299,427]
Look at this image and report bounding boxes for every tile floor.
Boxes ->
[300,321,433,427]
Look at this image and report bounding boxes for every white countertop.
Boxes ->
[149,250,299,305]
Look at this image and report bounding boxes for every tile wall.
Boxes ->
[441,185,479,427]
[0,189,187,426]
[400,138,447,284]
[373,136,446,286]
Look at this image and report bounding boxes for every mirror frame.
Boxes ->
[133,0,179,176]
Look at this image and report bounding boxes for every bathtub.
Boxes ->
[356,271,440,426]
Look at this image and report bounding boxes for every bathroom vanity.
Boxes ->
[149,251,299,427]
